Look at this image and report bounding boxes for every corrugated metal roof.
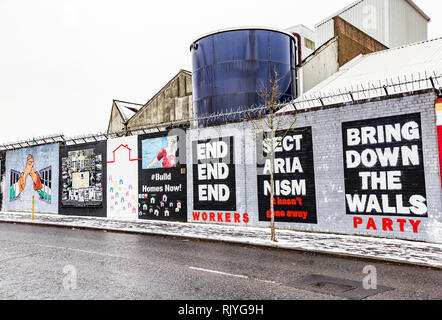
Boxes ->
[280,37,442,112]
[405,0,431,21]
[129,69,192,124]
[114,100,143,122]
[315,0,364,28]
[315,0,430,28]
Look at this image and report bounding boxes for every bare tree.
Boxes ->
[247,69,298,242]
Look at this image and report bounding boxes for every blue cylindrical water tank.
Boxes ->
[191,27,299,122]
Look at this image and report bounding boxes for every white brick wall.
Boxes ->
[187,90,442,244]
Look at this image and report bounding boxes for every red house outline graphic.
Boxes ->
[107,144,141,164]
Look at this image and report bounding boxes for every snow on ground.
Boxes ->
[0,211,441,269]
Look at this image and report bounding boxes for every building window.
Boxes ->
[304,38,315,51]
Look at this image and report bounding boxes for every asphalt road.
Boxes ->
[0,222,440,300]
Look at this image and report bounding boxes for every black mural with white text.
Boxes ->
[192,136,236,211]
[342,113,428,217]
[257,127,318,224]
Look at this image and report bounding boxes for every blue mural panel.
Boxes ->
[5,143,59,214]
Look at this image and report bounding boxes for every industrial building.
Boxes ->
[284,24,316,60]
[107,70,192,135]
[129,70,193,131]
[299,16,388,93]
[107,100,144,135]
[107,0,431,132]
[314,0,430,49]
[280,36,442,112]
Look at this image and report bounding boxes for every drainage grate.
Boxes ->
[288,274,393,300]
[311,281,356,293]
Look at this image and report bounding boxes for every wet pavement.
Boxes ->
[0,211,441,269]
[0,222,441,300]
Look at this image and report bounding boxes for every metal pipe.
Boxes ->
[292,32,303,96]
[292,32,303,68]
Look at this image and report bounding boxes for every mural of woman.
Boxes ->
[146,136,177,169]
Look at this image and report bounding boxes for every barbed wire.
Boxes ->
[1,72,441,153]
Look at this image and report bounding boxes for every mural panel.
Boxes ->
[257,127,318,224]
[59,141,107,217]
[107,136,139,219]
[342,113,428,234]
[138,132,187,221]
[5,143,59,214]
[192,136,236,211]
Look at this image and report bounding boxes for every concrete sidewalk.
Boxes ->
[0,211,441,269]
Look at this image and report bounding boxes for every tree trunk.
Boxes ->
[269,108,277,242]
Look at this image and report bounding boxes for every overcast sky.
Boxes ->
[0,0,440,144]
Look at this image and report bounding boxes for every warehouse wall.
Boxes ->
[315,0,428,49]
[334,16,388,67]
[187,90,442,243]
[302,17,387,94]
[1,90,441,244]
[302,37,339,93]
[107,103,126,135]
[128,70,193,128]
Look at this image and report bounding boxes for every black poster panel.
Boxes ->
[138,132,187,222]
[257,127,317,224]
[0,152,4,211]
[59,140,107,217]
[192,136,236,211]
[342,113,428,217]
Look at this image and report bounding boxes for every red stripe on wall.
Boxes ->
[438,125,442,189]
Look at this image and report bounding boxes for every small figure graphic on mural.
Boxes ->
[176,201,182,213]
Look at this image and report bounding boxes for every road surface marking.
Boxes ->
[188,266,249,279]
[256,279,281,285]
[188,266,281,285]
[0,252,41,264]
